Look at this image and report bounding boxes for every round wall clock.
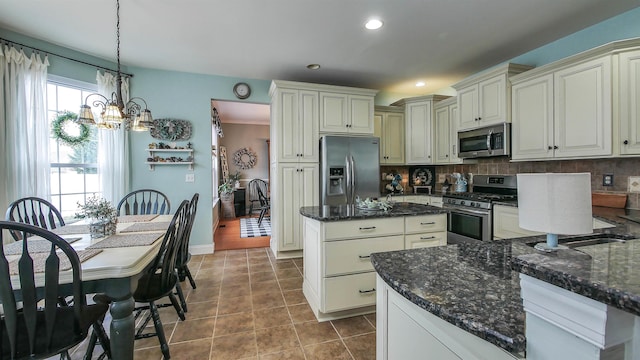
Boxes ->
[233,82,251,99]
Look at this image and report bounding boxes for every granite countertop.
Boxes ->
[299,202,447,222]
[371,241,527,354]
[371,206,640,355]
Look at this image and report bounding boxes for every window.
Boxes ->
[47,76,101,219]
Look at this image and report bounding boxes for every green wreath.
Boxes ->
[51,111,91,147]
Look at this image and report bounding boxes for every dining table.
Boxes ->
[5,214,172,360]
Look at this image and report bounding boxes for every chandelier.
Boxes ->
[77,0,152,131]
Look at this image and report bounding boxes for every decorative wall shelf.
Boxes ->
[146,148,194,171]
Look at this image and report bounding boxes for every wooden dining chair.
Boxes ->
[175,193,199,313]
[0,221,111,360]
[116,189,171,215]
[5,197,65,241]
[257,186,270,227]
[87,200,190,360]
[247,179,268,216]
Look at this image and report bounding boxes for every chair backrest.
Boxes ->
[117,189,170,215]
[177,193,199,267]
[256,186,269,207]
[5,197,65,240]
[0,221,86,359]
[247,179,268,202]
[139,200,189,295]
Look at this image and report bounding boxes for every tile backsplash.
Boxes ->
[382,157,640,209]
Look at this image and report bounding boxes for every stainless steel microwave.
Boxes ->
[457,123,510,159]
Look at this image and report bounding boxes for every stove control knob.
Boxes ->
[461,201,466,206]
[471,202,477,207]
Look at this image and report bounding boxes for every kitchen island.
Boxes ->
[300,202,448,321]
[371,207,640,359]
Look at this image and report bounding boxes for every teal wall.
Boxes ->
[2,5,640,251]
[128,66,270,250]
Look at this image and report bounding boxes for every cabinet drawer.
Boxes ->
[405,232,447,249]
[324,218,404,240]
[324,272,376,312]
[324,235,404,276]
[405,214,447,234]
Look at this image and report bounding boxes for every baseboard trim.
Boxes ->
[190,243,214,255]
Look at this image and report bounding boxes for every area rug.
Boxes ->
[240,217,271,238]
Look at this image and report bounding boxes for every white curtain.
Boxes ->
[0,45,50,212]
[97,71,130,205]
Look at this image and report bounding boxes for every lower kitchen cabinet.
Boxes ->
[270,163,318,258]
[302,213,447,321]
[376,276,522,360]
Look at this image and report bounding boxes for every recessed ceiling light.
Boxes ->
[307,64,321,70]
[365,18,383,30]
[416,81,426,87]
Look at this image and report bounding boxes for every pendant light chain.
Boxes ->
[115,0,124,110]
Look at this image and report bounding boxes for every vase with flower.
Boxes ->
[75,196,118,238]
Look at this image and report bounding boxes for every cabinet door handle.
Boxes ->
[553,145,558,150]
[359,226,376,230]
[624,140,629,145]
[420,236,436,240]
[420,222,436,225]
[547,146,552,150]
[359,288,376,294]
[358,255,371,259]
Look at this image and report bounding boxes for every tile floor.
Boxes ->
[70,247,376,360]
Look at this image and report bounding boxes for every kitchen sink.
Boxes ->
[525,235,635,251]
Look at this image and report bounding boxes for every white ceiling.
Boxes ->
[212,100,270,125]
[0,0,638,123]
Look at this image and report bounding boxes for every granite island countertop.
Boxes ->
[370,206,640,355]
[299,202,447,222]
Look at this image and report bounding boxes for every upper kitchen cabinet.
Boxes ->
[619,49,640,155]
[433,97,461,164]
[393,95,450,165]
[511,45,623,160]
[319,90,377,135]
[270,81,319,163]
[374,106,405,164]
[453,63,533,131]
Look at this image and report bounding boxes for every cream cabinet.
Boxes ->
[402,195,443,208]
[319,92,376,135]
[434,97,461,164]
[511,56,612,161]
[619,50,640,155]
[453,63,532,131]
[269,83,319,163]
[392,95,450,164]
[404,214,447,249]
[302,213,447,321]
[374,106,405,164]
[270,163,318,257]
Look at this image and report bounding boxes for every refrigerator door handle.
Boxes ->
[349,155,356,204]
[345,155,352,203]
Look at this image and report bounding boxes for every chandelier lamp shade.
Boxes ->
[77,0,153,131]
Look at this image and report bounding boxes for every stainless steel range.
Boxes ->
[443,175,517,244]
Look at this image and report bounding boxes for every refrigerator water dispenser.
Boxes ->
[328,167,345,196]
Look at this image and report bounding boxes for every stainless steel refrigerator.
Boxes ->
[320,135,381,206]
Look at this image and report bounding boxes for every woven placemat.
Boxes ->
[118,214,159,223]
[8,249,103,275]
[86,232,163,249]
[119,221,170,233]
[51,225,90,235]
[3,237,81,256]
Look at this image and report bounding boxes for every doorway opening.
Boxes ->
[212,99,271,251]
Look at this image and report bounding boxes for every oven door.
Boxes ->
[444,205,492,244]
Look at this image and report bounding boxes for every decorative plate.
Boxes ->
[233,147,257,170]
[150,118,192,141]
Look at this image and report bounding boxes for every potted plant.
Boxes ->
[75,195,118,238]
[229,171,242,188]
